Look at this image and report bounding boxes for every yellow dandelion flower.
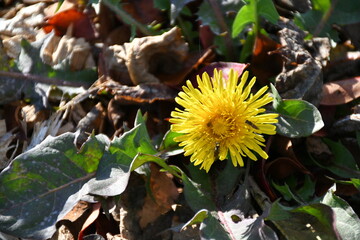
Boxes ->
[169,68,278,172]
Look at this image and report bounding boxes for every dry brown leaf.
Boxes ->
[105,27,189,85]
[41,28,95,71]
[274,19,329,106]
[138,163,180,229]
[43,8,95,40]
[62,201,91,222]
[78,203,101,240]
[320,77,360,105]
[250,33,282,85]
[0,2,46,39]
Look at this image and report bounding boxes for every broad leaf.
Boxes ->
[321,186,360,240]
[182,166,277,239]
[198,0,244,35]
[232,0,279,37]
[312,138,360,178]
[271,84,324,137]
[0,133,108,239]
[87,111,157,196]
[180,209,209,231]
[0,110,160,239]
[267,201,341,240]
[295,0,360,40]
[182,165,215,212]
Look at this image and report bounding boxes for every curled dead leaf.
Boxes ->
[105,27,189,85]
[274,19,329,106]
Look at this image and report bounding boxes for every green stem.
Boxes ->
[313,0,339,37]
[102,0,156,36]
[252,0,259,35]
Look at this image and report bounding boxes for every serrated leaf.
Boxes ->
[0,133,109,239]
[0,110,159,238]
[321,186,360,240]
[87,110,157,196]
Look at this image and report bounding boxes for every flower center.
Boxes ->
[207,116,236,139]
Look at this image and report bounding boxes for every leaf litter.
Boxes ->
[0,0,360,239]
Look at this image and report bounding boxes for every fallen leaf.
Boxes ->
[104,27,189,85]
[250,33,282,85]
[43,9,95,40]
[62,201,91,222]
[138,163,179,228]
[78,203,101,240]
[321,77,360,105]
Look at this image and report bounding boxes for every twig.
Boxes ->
[207,0,235,60]
[0,71,86,87]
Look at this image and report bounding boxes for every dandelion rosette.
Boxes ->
[169,68,278,172]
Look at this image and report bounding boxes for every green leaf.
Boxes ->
[88,110,157,196]
[257,0,279,24]
[198,0,244,35]
[158,130,184,157]
[351,178,360,190]
[181,209,209,230]
[182,167,278,239]
[0,133,108,239]
[200,211,232,240]
[272,175,315,204]
[232,1,256,38]
[294,0,360,40]
[154,0,170,10]
[312,138,360,178]
[131,153,181,178]
[0,110,159,238]
[271,83,324,137]
[17,38,96,86]
[215,161,244,200]
[267,201,341,240]
[182,165,216,212]
[321,186,360,240]
[232,0,278,37]
[170,0,196,24]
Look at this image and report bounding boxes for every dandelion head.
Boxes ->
[169,69,278,172]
